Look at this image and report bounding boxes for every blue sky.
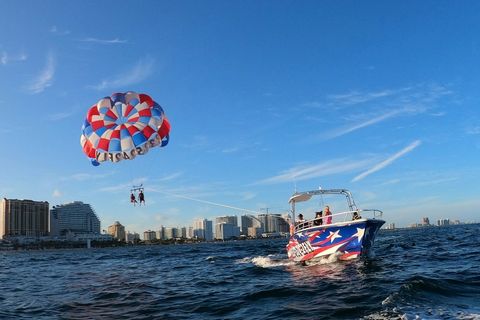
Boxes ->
[1,0,479,232]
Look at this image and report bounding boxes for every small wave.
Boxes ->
[379,275,480,319]
[236,254,293,268]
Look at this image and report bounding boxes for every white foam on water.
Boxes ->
[236,254,294,268]
[457,313,480,320]
[304,252,342,266]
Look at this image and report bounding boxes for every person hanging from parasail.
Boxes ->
[139,190,145,205]
[130,193,138,206]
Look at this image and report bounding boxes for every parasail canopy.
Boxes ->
[80,92,170,166]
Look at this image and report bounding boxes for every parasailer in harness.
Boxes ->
[139,190,145,205]
[130,193,138,206]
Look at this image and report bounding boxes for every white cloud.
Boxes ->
[466,126,480,135]
[222,147,239,153]
[317,84,452,140]
[61,172,115,182]
[79,37,127,44]
[52,189,62,197]
[90,57,154,90]
[328,87,411,106]
[1,51,27,65]
[323,110,401,140]
[413,177,458,187]
[241,192,257,200]
[50,25,70,35]
[48,111,74,121]
[352,140,422,182]
[157,172,183,182]
[256,158,374,185]
[27,53,55,94]
[327,84,450,107]
[180,135,210,149]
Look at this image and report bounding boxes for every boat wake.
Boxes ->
[236,254,294,268]
[304,251,343,266]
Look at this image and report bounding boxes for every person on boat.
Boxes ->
[130,193,138,206]
[324,206,332,224]
[296,213,307,229]
[352,211,362,220]
[313,211,323,226]
[138,190,145,205]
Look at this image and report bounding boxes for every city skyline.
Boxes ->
[1,1,480,231]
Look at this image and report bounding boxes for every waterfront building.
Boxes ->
[156,226,166,240]
[187,226,194,239]
[215,216,238,238]
[143,230,156,241]
[107,221,126,242]
[180,226,187,239]
[216,215,238,226]
[241,214,263,236]
[164,227,178,240]
[126,231,140,243]
[193,218,213,241]
[50,201,101,237]
[437,219,450,226]
[258,214,289,234]
[422,217,430,226]
[0,198,49,238]
[215,222,241,240]
[247,227,263,238]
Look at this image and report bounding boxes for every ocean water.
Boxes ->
[1,224,479,320]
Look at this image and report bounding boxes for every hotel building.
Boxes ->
[108,221,126,241]
[241,214,263,237]
[50,201,101,236]
[193,218,213,241]
[0,198,49,238]
[258,213,289,234]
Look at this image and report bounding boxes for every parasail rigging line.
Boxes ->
[151,189,266,216]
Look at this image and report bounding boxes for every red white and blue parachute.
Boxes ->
[80,92,170,166]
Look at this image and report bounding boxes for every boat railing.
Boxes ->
[293,209,383,233]
[360,209,383,218]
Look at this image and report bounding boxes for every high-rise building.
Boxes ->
[241,215,263,235]
[187,226,194,239]
[156,226,166,240]
[216,215,238,226]
[437,219,450,226]
[126,231,140,243]
[144,230,156,241]
[215,222,240,240]
[50,201,101,236]
[422,217,430,226]
[193,218,213,241]
[107,221,126,241]
[0,198,49,238]
[180,227,187,239]
[215,216,238,239]
[258,214,289,234]
[164,227,178,239]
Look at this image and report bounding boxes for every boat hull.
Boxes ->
[286,219,385,262]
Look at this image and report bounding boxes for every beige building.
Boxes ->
[143,230,156,241]
[107,221,126,241]
[0,198,49,238]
